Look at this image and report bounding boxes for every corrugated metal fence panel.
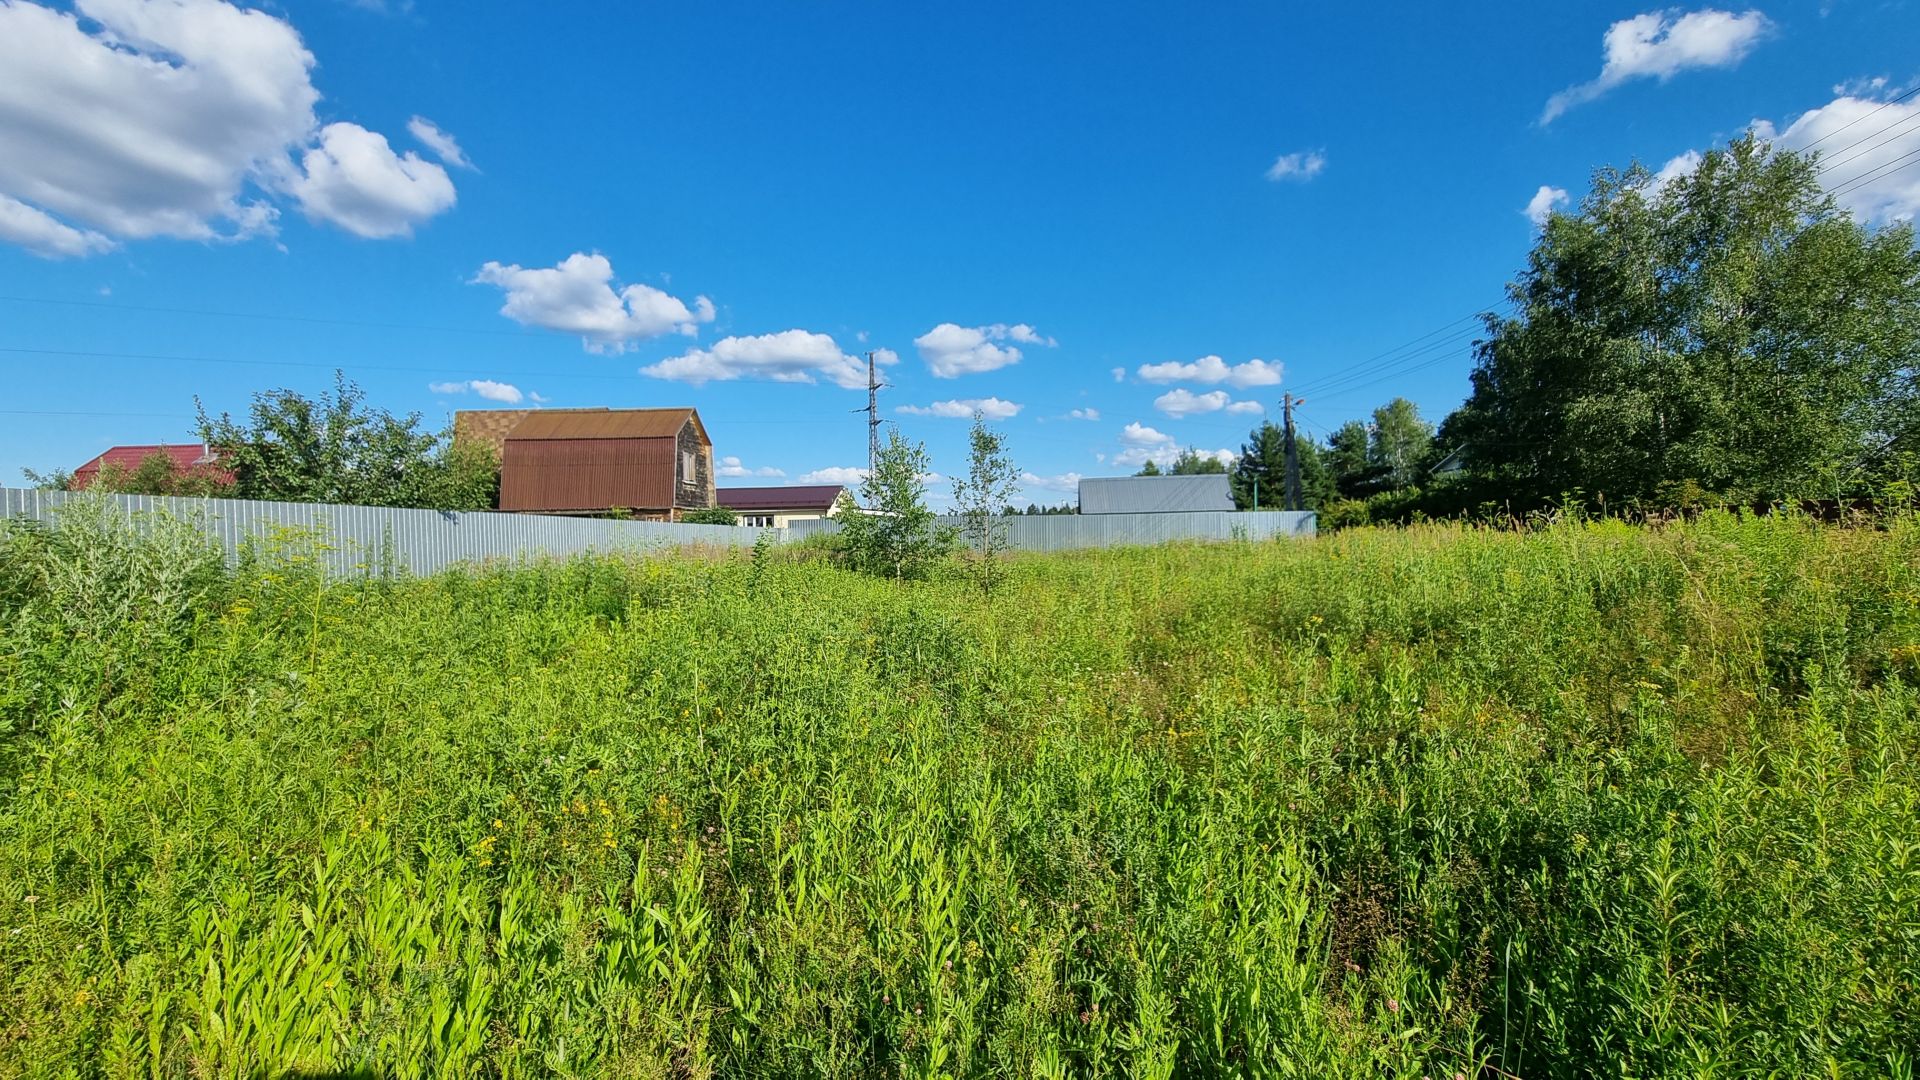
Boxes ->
[1078,475,1236,514]
[1,488,769,577]
[784,510,1314,550]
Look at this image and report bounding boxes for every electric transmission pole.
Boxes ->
[853,350,884,478]
[1282,393,1304,510]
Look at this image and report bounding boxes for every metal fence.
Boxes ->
[1,488,1315,577]
[786,510,1316,552]
[0,488,771,578]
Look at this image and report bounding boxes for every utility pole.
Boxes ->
[853,350,884,478]
[1282,393,1303,511]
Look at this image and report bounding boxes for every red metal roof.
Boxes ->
[716,485,844,512]
[72,444,233,488]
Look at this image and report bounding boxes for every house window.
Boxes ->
[681,451,696,485]
[742,514,775,528]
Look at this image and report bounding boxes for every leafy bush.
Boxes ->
[681,507,738,526]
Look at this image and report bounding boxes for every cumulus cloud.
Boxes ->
[717,455,786,479]
[1543,9,1773,123]
[1066,407,1100,421]
[1754,93,1920,221]
[800,466,868,485]
[915,322,1055,377]
[1121,422,1175,449]
[1154,388,1231,418]
[474,253,715,353]
[1225,400,1266,415]
[0,195,114,258]
[1111,367,1126,383]
[407,116,472,169]
[288,122,456,238]
[1525,185,1570,225]
[428,378,527,404]
[0,0,456,256]
[1111,422,1238,468]
[1135,355,1283,389]
[642,329,874,387]
[897,397,1023,420]
[1020,471,1083,493]
[1266,150,1327,182]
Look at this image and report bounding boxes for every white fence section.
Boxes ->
[1,488,1315,576]
[0,488,770,577]
[786,510,1316,552]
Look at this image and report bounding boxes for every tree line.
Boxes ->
[1154,136,1920,521]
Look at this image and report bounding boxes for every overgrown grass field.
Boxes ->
[2,506,1917,1077]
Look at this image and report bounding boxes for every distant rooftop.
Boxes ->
[716,484,843,512]
[1078,474,1234,514]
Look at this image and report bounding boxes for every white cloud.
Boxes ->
[1154,388,1231,418]
[474,253,715,353]
[407,116,472,169]
[1266,150,1327,182]
[1121,422,1175,449]
[0,0,455,255]
[897,397,1023,420]
[799,466,868,485]
[1067,407,1100,421]
[1525,185,1569,225]
[717,455,786,479]
[0,194,114,258]
[529,391,550,404]
[1754,94,1920,221]
[642,329,874,387]
[914,322,1055,377]
[288,122,456,238]
[1543,9,1773,123]
[1648,150,1703,193]
[1114,445,1238,468]
[1111,367,1126,383]
[467,379,522,403]
[1019,471,1083,493]
[1225,400,1266,415]
[1135,355,1283,389]
[1112,422,1238,468]
[428,378,526,404]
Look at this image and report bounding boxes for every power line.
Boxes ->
[1287,309,1492,396]
[1801,84,1920,153]
[1830,144,1920,195]
[0,408,195,419]
[1294,324,1486,399]
[0,292,549,340]
[1815,112,1920,178]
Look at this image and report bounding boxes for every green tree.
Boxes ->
[1134,459,1163,476]
[951,413,1020,595]
[90,450,230,497]
[1448,134,1920,507]
[197,373,497,510]
[1326,420,1375,497]
[1232,423,1333,509]
[1368,398,1434,491]
[834,429,952,581]
[1168,447,1229,475]
[19,467,73,491]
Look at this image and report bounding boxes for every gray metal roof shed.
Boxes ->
[1078,475,1235,514]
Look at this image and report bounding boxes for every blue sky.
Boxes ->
[3,0,1918,503]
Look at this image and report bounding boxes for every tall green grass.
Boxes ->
[1,503,1916,1077]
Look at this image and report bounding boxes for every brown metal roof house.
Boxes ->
[716,484,846,528]
[457,407,715,519]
